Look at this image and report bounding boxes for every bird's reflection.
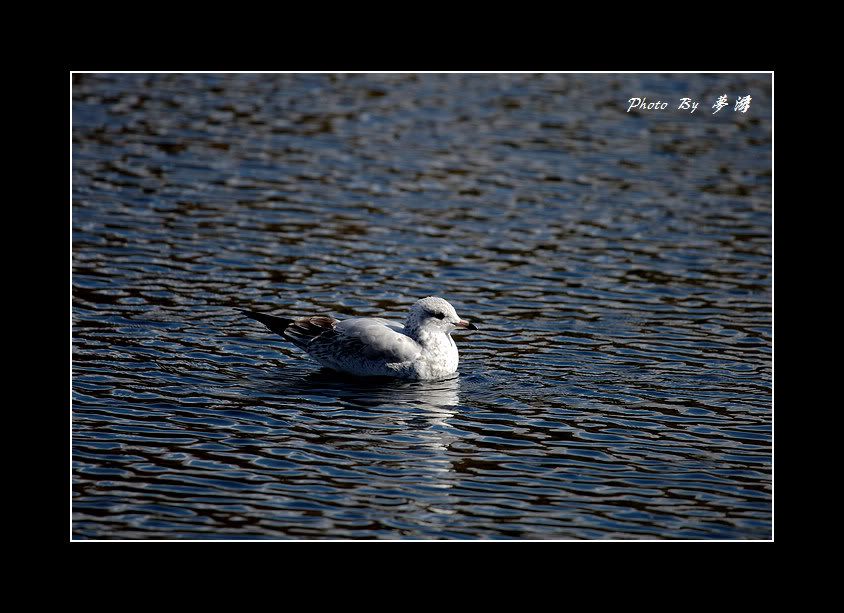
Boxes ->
[254,367,461,474]
[238,367,468,533]
[269,368,460,413]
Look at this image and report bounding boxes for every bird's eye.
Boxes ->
[433,312,446,319]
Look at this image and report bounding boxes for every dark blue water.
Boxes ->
[72,73,772,539]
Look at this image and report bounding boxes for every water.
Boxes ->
[72,73,772,539]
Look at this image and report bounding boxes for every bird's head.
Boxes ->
[406,296,477,335]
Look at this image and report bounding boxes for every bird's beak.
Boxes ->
[455,319,478,330]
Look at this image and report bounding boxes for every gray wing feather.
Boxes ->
[316,317,420,364]
[283,316,339,349]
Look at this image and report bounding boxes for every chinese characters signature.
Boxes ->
[627,95,753,114]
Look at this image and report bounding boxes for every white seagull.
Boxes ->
[239,296,477,380]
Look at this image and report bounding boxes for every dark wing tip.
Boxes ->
[238,308,294,337]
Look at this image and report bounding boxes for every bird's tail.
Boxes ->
[236,308,294,338]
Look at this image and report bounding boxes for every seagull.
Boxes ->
[238,296,477,380]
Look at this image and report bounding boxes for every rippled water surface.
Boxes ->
[72,73,772,539]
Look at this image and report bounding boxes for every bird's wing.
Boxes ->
[283,315,340,348]
[239,309,337,349]
[318,317,420,363]
[238,309,295,336]
[240,310,419,364]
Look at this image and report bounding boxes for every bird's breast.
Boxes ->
[411,332,458,379]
